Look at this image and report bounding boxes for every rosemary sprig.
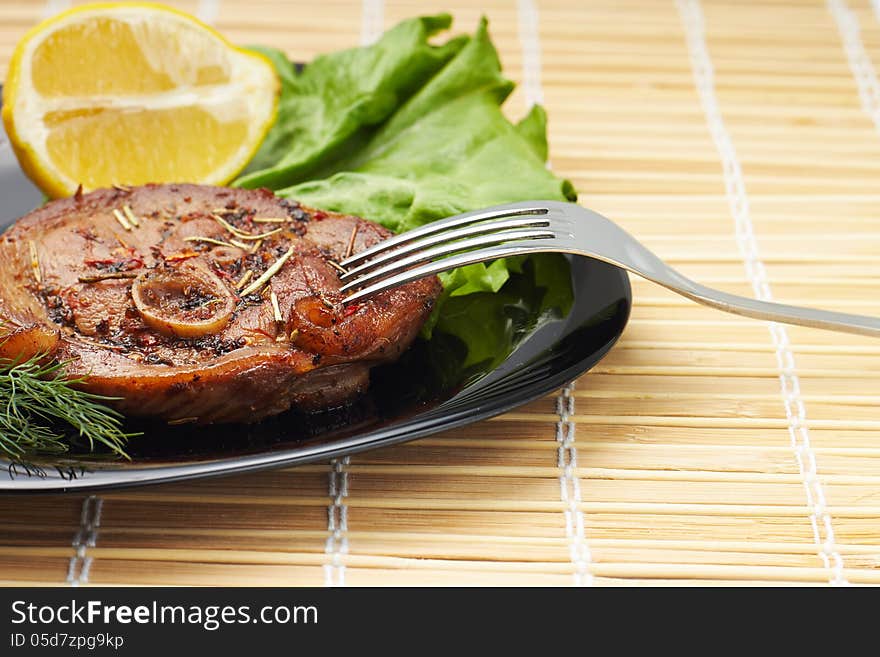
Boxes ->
[0,354,135,461]
[239,245,296,296]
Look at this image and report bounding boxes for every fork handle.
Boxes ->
[560,202,880,338]
[640,266,880,338]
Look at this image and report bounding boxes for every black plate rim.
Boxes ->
[0,264,630,493]
[0,83,632,494]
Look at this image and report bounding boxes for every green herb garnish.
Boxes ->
[0,353,133,462]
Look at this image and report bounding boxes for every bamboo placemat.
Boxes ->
[1,0,879,586]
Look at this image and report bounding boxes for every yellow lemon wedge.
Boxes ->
[2,2,279,198]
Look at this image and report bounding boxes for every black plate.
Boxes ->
[0,110,631,493]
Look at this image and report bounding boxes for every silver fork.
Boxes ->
[338,200,880,338]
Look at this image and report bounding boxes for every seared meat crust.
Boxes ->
[0,184,440,423]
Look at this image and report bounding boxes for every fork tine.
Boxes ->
[342,239,561,304]
[339,205,550,268]
[338,228,555,294]
[338,216,551,282]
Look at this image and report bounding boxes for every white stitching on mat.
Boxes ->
[676,0,848,586]
[67,496,102,586]
[360,0,384,47]
[324,457,350,587]
[322,5,385,587]
[517,0,546,108]
[828,0,880,134]
[556,384,594,586]
[42,0,71,19]
[518,0,594,587]
[196,0,221,25]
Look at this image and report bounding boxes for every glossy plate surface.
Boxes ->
[0,97,631,493]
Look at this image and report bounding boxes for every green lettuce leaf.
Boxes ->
[235,15,576,365]
[238,14,468,188]
[431,254,575,369]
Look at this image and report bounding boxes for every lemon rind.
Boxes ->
[2,2,280,198]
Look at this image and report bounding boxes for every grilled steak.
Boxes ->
[0,184,440,424]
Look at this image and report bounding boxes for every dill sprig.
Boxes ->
[0,354,135,461]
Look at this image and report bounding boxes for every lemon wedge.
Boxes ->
[2,2,279,198]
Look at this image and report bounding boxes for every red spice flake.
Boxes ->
[210,262,234,280]
[60,290,81,310]
[83,256,143,271]
[245,326,274,339]
[183,196,192,203]
[136,332,161,348]
[165,250,200,262]
[312,211,328,221]
[343,303,361,317]
[118,258,144,271]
